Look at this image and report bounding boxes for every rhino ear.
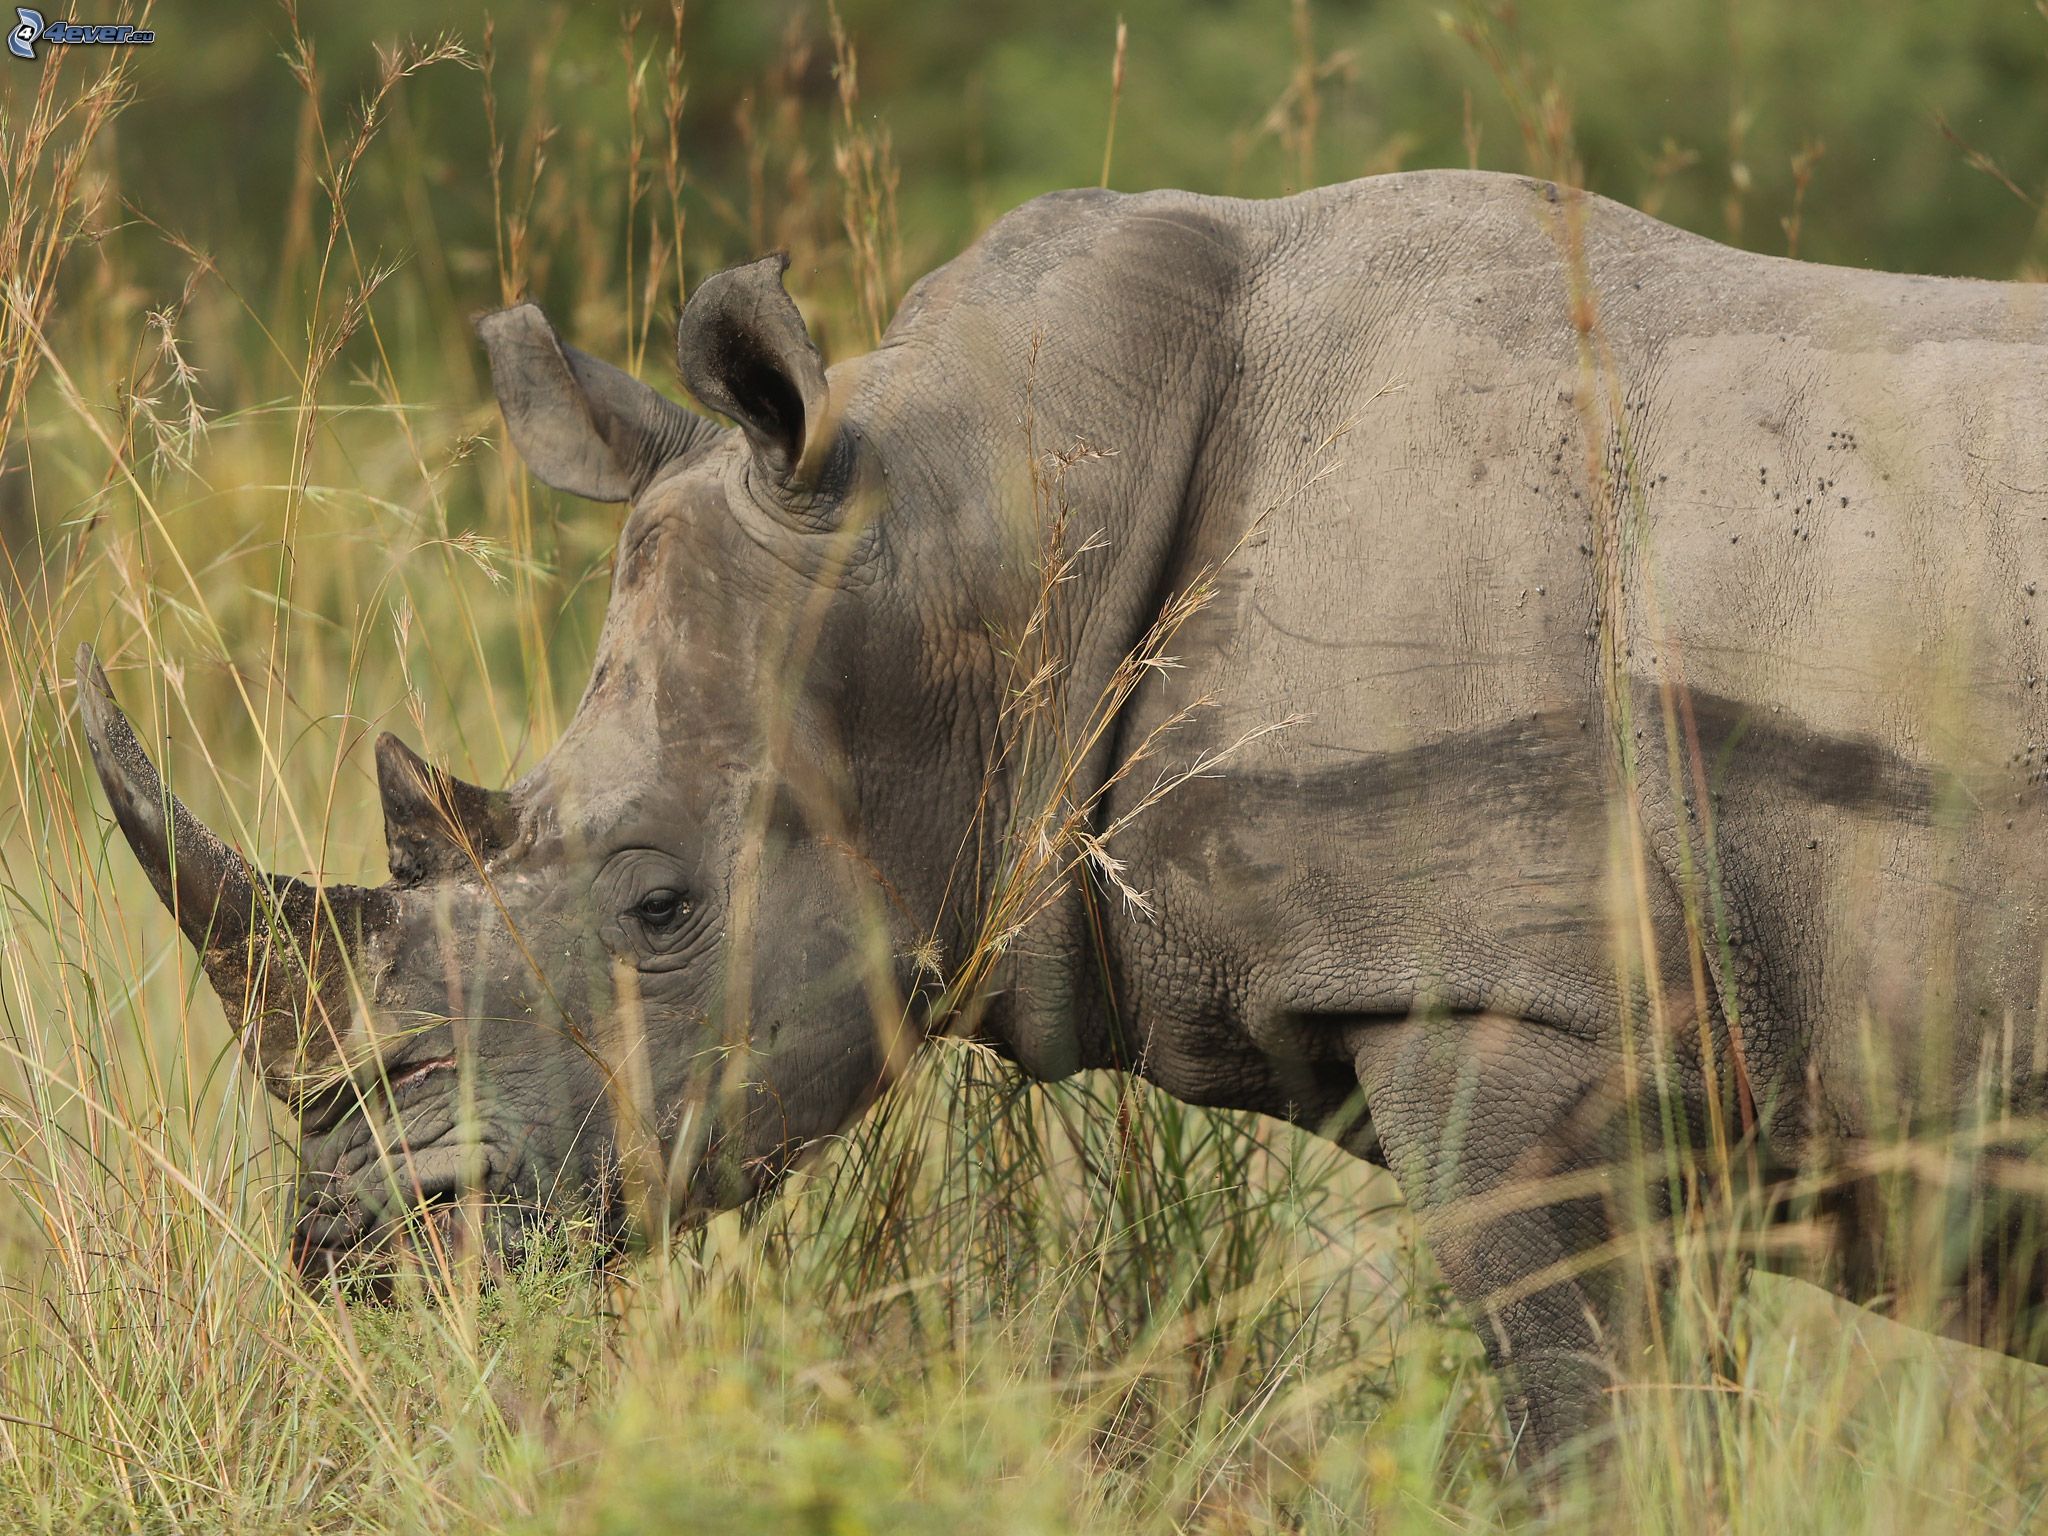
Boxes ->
[676,253,832,486]
[476,301,717,503]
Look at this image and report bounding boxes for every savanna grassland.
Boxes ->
[3,2,2048,1531]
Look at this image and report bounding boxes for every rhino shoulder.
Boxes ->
[884,185,1264,344]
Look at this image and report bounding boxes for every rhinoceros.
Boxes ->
[77,168,2048,1467]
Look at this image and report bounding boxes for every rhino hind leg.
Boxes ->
[1348,1011,1657,1476]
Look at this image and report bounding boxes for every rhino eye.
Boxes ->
[595,849,703,966]
[633,889,688,930]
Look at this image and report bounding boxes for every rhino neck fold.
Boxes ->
[843,189,1260,1081]
[970,300,1243,1082]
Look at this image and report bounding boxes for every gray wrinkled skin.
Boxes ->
[81,171,2048,1468]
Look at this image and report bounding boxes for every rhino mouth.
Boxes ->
[290,1194,563,1299]
[287,1086,630,1293]
[290,1167,631,1295]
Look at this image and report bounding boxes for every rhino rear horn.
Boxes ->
[676,252,833,488]
[74,645,384,1099]
[476,301,718,503]
[374,731,516,884]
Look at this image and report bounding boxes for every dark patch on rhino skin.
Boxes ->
[583,655,643,709]
[1201,691,1932,830]
[1221,712,1599,824]
[1674,689,1938,824]
[616,513,668,589]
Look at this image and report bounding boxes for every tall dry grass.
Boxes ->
[0,5,2045,1534]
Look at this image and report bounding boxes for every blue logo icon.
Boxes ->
[8,9,157,60]
[8,9,41,59]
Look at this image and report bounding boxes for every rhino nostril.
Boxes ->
[372,1179,482,1244]
[411,1180,464,1212]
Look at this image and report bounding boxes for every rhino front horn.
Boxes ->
[74,645,383,1098]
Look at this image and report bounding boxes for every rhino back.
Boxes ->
[1061,170,2048,1143]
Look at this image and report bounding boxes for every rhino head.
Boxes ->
[79,256,954,1281]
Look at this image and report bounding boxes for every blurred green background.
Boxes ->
[86,0,2048,326]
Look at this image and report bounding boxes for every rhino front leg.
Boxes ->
[1349,1011,1658,1475]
